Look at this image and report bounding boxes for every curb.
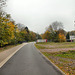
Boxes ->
[0,43,28,68]
[34,44,66,75]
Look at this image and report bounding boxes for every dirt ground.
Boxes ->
[40,48,75,52]
[38,44,75,52]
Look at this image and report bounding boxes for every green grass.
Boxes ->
[35,44,48,49]
[55,51,75,59]
[42,50,75,59]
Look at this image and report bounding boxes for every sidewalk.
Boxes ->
[0,43,27,68]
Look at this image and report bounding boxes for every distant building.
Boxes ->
[70,35,75,40]
[37,39,47,43]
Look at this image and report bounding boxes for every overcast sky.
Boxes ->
[5,0,75,34]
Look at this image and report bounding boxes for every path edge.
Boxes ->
[34,44,66,75]
[0,43,27,68]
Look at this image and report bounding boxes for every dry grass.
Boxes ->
[0,44,21,53]
[35,42,75,75]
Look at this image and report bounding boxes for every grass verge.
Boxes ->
[42,51,75,75]
[35,42,75,75]
[0,44,21,53]
[36,42,75,49]
[35,44,48,49]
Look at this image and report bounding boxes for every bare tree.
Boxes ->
[47,25,53,33]
[0,0,6,9]
[16,23,26,31]
[51,21,63,31]
[0,0,6,16]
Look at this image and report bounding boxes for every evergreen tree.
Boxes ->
[66,32,70,39]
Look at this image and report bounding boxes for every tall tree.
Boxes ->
[25,27,29,33]
[66,32,70,39]
[0,16,15,46]
[51,21,63,31]
[42,21,65,42]
[42,31,51,40]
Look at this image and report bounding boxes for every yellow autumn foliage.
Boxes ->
[0,17,16,46]
[42,31,51,40]
[58,33,66,42]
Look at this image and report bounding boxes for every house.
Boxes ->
[70,35,75,42]
[70,35,75,40]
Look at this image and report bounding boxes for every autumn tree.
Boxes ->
[42,31,51,40]
[0,0,39,47]
[29,31,36,41]
[58,33,66,42]
[42,21,66,42]
[0,16,15,46]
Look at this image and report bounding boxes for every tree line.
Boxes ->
[0,13,42,47]
[0,1,41,47]
[0,0,75,47]
[41,21,75,42]
[41,21,68,42]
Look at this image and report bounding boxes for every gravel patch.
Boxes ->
[40,48,75,52]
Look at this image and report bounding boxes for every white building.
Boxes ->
[37,39,47,43]
[70,35,75,40]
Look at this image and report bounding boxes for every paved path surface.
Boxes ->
[0,43,63,75]
[0,43,26,63]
